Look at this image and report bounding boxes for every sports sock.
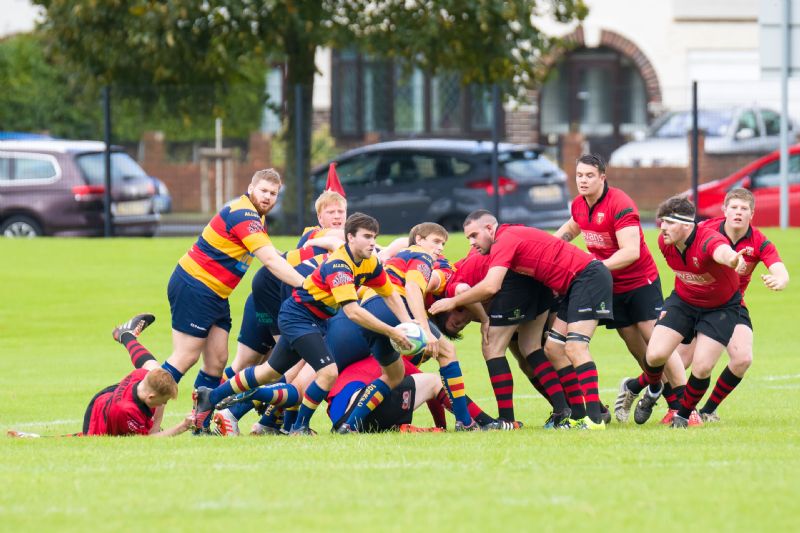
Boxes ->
[343,378,391,430]
[575,361,602,423]
[120,334,156,369]
[557,365,586,419]
[426,396,447,428]
[439,361,471,426]
[527,375,555,408]
[437,390,493,426]
[209,367,259,406]
[677,373,711,419]
[161,361,183,384]
[700,366,742,414]
[223,366,236,381]
[281,406,298,431]
[195,370,223,428]
[526,349,568,412]
[292,380,328,430]
[627,360,665,395]
[228,399,255,421]
[663,383,684,410]
[249,383,300,408]
[485,357,514,420]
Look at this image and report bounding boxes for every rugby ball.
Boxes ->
[390,322,428,356]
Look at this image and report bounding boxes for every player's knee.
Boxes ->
[729,350,753,375]
[316,364,338,388]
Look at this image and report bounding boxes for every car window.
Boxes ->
[376,153,420,184]
[450,157,472,176]
[0,156,10,180]
[650,110,733,138]
[334,154,380,186]
[500,151,559,180]
[13,156,58,181]
[761,109,782,136]
[76,152,148,185]
[751,155,800,189]
[735,110,760,137]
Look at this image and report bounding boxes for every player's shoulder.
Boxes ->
[605,187,638,215]
[403,245,433,262]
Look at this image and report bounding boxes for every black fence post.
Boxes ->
[691,80,699,212]
[295,84,304,232]
[491,84,500,220]
[103,85,114,237]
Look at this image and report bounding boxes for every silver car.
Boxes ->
[609,107,795,167]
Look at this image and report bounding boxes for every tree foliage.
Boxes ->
[33,0,587,225]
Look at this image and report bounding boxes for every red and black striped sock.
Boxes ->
[528,375,554,408]
[121,333,156,369]
[628,360,665,395]
[557,365,585,419]
[700,366,742,414]
[486,357,514,421]
[677,373,711,419]
[526,349,568,412]
[575,361,602,423]
[437,389,496,425]
[664,383,684,410]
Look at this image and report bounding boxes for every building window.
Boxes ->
[539,47,649,158]
[332,51,502,139]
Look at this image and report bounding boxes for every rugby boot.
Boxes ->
[112,313,155,343]
[633,383,663,424]
[614,377,638,423]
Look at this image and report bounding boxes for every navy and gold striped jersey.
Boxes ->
[362,245,434,303]
[293,244,394,319]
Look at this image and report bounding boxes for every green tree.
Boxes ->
[33,0,587,227]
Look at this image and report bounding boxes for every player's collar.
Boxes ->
[132,382,154,418]
[343,243,363,266]
[583,182,609,212]
[720,219,752,247]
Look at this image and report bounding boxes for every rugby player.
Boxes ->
[629,196,746,428]
[554,154,687,423]
[673,189,789,423]
[192,213,414,435]
[429,210,614,429]
[159,169,304,428]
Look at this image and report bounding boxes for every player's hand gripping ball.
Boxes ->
[390,322,428,356]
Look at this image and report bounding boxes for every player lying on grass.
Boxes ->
[9,313,190,438]
[671,188,789,424]
[328,356,446,433]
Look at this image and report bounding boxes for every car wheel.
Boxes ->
[1,215,43,238]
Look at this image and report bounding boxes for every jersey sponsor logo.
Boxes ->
[401,390,411,410]
[331,272,353,287]
[127,420,143,432]
[243,211,260,218]
[248,221,264,234]
[596,212,605,224]
[416,263,432,279]
[692,257,700,269]
[675,270,716,285]
[581,230,614,248]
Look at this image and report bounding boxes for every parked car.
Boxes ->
[309,139,571,234]
[150,176,172,214]
[689,143,800,226]
[0,140,161,237]
[610,107,795,167]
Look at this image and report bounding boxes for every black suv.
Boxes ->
[311,139,570,233]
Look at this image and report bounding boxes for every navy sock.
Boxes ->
[161,361,183,384]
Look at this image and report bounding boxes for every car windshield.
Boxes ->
[75,152,149,185]
[649,110,734,138]
[499,150,558,179]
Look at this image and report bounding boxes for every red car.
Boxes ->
[692,143,800,226]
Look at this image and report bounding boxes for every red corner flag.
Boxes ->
[325,162,345,198]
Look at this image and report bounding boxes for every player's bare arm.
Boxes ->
[762,262,790,291]
[149,414,193,437]
[602,225,641,271]
[254,245,306,287]
[713,244,746,271]
[554,217,581,242]
[342,301,412,350]
[303,235,345,251]
[429,266,508,314]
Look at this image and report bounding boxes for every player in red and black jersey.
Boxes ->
[9,314,190,439]
[430,210,613,429]
[554,154,686,424]
[677,189,789,423]
[632,196,746,428]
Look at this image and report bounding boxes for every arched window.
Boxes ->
[540,46,648,158]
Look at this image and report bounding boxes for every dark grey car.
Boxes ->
[0,140,160,237]
[311,139,570,233]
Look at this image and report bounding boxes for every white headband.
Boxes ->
[661,214,695,224]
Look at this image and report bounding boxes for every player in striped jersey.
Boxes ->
[192,213,415,434]
[160,169,305,429]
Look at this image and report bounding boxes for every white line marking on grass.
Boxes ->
[760,374,800,381]
[6,419,81,428]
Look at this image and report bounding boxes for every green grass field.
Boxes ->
[1,231,798,532]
